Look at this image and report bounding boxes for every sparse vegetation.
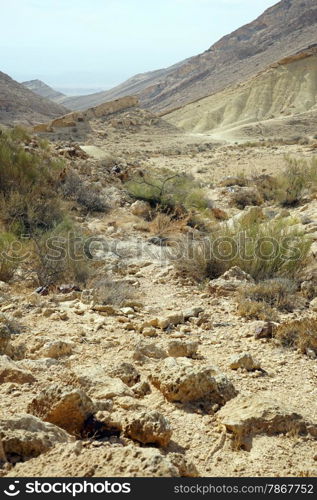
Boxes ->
[174,217,312,282]
[236,278,298,320]
[273,156,317,207]
[126,171,211,215]
[92,278,136,306]
[0,232,19,282]
[274,317,317,356]
[61,169,108,213]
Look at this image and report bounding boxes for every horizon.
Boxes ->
[1,0,277,95]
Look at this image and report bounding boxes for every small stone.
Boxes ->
[157,312,184,330]
[125,410,172,447]
[229,353,261,371]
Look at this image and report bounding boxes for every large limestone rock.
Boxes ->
[157,312,184,330]
[0,355,36,384]
[229,353,261,371]
[0,414,71,464]
[208,266,254,296]
[150,357,237,404]
[125,410,172,447]
[130,200,151,218]
[7,443,198,477]
[37,340,73,359]
[218,395,317,450]
[167,340,198,358]
[33,96,139,132]
[108,363,140,387]
[72,365,133,399]
[27,385,95,435]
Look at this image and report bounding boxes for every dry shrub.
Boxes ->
[61,169,108,213]
[27,223,90,287]
[149,212,188,238]
[238,278,298,312]
[274,157,317,207]
[274,317,317,355]
[93,279,136,306]
[236,299,278,321]
[0,232,19,282]
[173,217,312,283]
[230,187,263,209]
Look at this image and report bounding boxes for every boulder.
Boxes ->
[167,340,198,358]
[7,443,198,477]
[157,312,184,330]
[229,353,261,371]
[130,200,151,218]
[0,414,71,464]
[108,363,140,387]
[27,385,95,435]
[150,357,237,404]
[125,410,172,447]
[218,395,317,450]
[208,266,254,296]
[72,365,133,399]
[0,355,36,384]
[38,340,74,359]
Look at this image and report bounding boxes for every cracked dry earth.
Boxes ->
[1,128,317,477]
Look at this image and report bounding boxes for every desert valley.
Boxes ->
[0,0,317,479]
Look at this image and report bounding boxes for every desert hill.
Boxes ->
[164,47,317,141]
[61,0,317,113]
[22,79,66,104]
[0,71,68,125]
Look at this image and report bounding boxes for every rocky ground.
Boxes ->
[1,113,317,478]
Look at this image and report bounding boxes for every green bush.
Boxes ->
[0,127,65,235]
[174,217,312,282]
[126,171,211,214]
[28,220,90,287]
[274,156,317,206]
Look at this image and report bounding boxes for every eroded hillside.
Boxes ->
[164,49,317,141]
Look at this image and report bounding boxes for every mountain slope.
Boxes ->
[0,72,68,125]
[22,79,66,104]
[164,48,317,141]
[62,0,317,113]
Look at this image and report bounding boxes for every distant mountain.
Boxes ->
[0,72,68,125]
[22,79,66,104]
[164,47,317,141]
[61,0,317,113]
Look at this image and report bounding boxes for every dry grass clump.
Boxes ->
[274,157,317,207]
[173,217,312,283]
[149,212,189,238]
[274,317,317,356]
[237,299,278,321]
[230,187,263,209]
[236,278,298,320]
[92,279,136,307]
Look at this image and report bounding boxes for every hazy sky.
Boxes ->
[1,0,277,94]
